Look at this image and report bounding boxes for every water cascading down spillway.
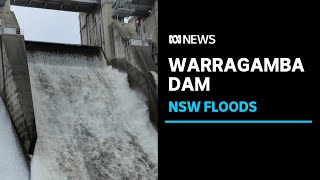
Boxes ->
[26,42,158,179]
[0,98,30,180]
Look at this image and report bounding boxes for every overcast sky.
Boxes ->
[11,6,81,44]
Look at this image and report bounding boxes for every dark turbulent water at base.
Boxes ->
[27,51,158,180]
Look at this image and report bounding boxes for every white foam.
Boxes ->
[0,98,30,180]
[149,71,158,94]
[28,51,158,179]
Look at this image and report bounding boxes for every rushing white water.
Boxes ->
[0,98,30,180]
[27,51,158,179]
[149,71,158,94]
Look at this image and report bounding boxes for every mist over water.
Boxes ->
[27,51,158,179]
[0,98,30,180]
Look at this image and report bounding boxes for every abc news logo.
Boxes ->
[169,35,216,45]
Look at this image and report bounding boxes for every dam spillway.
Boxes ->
[26,42,157,179]
[1,0,158,178]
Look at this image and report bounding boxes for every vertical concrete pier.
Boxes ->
[80,0,159,128]
[0,9,37,154]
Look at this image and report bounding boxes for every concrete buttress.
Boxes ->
[0,11,37,155]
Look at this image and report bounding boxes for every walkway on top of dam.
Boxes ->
[9,0,155,14]
[10,0,100,12]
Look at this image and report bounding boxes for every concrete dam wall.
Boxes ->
[110,22,158,129]
[0,34,37,155]
[1,7,158,180]
[1,1,158,179]
[0,11,37,155]
[0,38,158,179]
